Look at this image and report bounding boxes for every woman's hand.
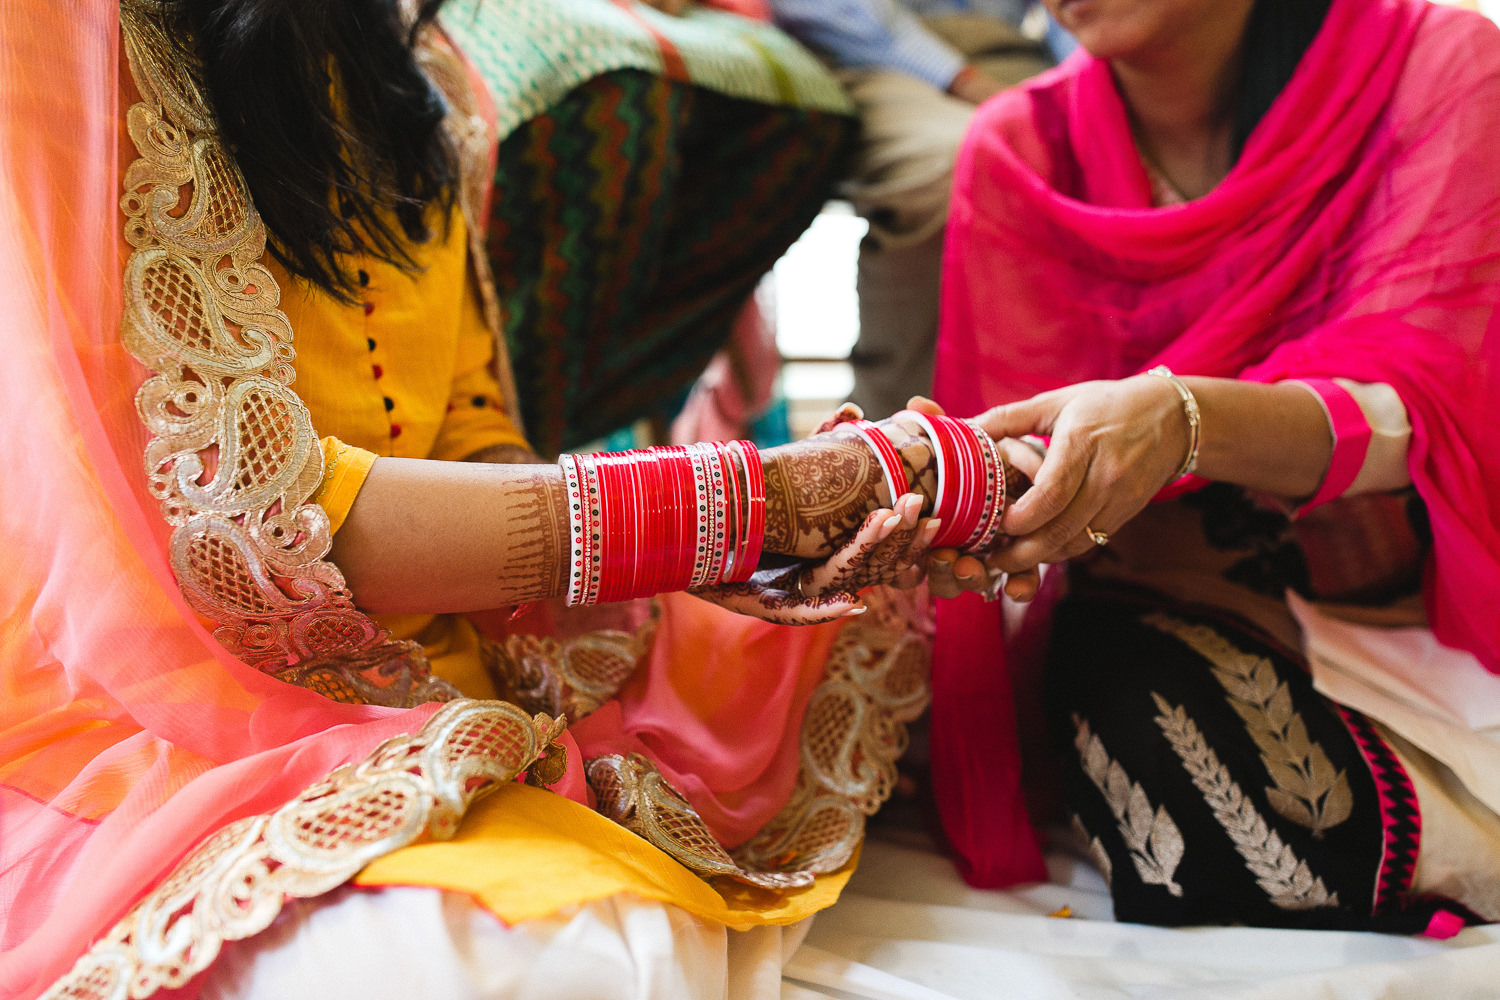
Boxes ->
[693,493,938,624]
[902,396,1043,603]
[973,375,1191,576]
[760,404,938,561]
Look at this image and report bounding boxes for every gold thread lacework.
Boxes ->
[119,0,461,708]
[41,700,565,1000]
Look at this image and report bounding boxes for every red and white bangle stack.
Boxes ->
[895,410,1006,553]
[558,441,765,606]
[847,419,911,507]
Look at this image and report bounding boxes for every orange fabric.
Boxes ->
[0,9,447,996]
[0,9,861,999]
[357,782,854,930]
[571,592,843,848]
[313,438,380,534]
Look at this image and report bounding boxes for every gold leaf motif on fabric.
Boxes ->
[1143,613,1353,836]
[1151,693,1338,911]
[1073,714,1185,897]
[42,700,560,1000]
[1070,813,1113,887]
[118,0,455,707]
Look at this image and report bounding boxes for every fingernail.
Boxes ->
[882,514,903,531]
[842,606,867,617]
[987,567,1004,580]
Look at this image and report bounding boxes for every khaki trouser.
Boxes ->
[842,16,1049,418]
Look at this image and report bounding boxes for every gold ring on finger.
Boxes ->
[1085,525,1110,547]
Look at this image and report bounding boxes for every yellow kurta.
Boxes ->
[281,216,853,928]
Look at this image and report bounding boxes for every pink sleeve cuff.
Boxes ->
[1292,378,1373,513]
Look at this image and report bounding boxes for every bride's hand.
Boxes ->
[692,493,938,624]
[901,395,1043,603]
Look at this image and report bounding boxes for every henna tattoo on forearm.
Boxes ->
[486,467,570,604]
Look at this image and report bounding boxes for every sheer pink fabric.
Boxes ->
[0,6,451,997]
[931,0,1500,887]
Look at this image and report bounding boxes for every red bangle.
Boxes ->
[1291,378,1373,513]
[850,419,909,508]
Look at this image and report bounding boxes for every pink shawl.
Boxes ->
[932,0,1500,886]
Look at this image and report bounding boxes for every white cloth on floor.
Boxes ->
[201,886,808,1000]
[785,835,1500,999]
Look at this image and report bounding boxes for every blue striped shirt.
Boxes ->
[771,0,1064,90]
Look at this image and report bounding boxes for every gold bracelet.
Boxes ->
[1145,365,1200,480]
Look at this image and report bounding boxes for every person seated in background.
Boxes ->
[771,0,1072,418]
[927,0,1500,935]
[443,0,858,455]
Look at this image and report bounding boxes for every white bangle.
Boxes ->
[1145,365,1200,480]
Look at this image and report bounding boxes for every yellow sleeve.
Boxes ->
[428,282,531,463]
[312,437,379,535]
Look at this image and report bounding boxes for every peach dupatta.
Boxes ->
[0,5,490,996]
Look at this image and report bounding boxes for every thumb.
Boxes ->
[974,393,1065,442]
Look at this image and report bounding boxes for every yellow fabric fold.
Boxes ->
[356,782,854,930]
[311,438,379,535]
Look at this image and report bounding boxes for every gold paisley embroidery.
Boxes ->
[1152,693,1338,911]
[483,612,657,720]
[734,587,931,879]
[1143,613,1353,836]
[119,1,466,707]
[41,701,564,1000]
[586,753,808,890]
[1073,714,1185,897]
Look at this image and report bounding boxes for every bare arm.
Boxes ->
[976,373,1333,574]
[331,431,928,614]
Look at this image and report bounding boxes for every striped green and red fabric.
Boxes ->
[444,1,855,455]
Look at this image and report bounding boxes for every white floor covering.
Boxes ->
[783,834,1500,1000]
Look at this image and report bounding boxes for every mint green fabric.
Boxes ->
[441,0,852,142]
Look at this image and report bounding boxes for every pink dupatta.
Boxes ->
[931,0,1500,886]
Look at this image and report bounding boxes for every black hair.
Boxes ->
[1232,0,1335,158]
[178,0,457,301]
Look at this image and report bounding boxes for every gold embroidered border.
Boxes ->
[41,700,564,1000]
[1152,693,1338,911]
[118,1,456,708]
[731,587,930,881]
[483,611,658,721]
[486,589,930,889]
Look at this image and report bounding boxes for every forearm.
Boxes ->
[1182,376,1333,500]
[330,427,928,615]
[331,457,570,614]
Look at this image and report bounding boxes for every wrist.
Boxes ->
[1142,366,1200,482]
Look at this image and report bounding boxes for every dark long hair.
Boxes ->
[1231,0,1334,158]
[178,0,457,300]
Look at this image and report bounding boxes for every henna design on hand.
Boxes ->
[762,430,885,558]
[692,563,860,626]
